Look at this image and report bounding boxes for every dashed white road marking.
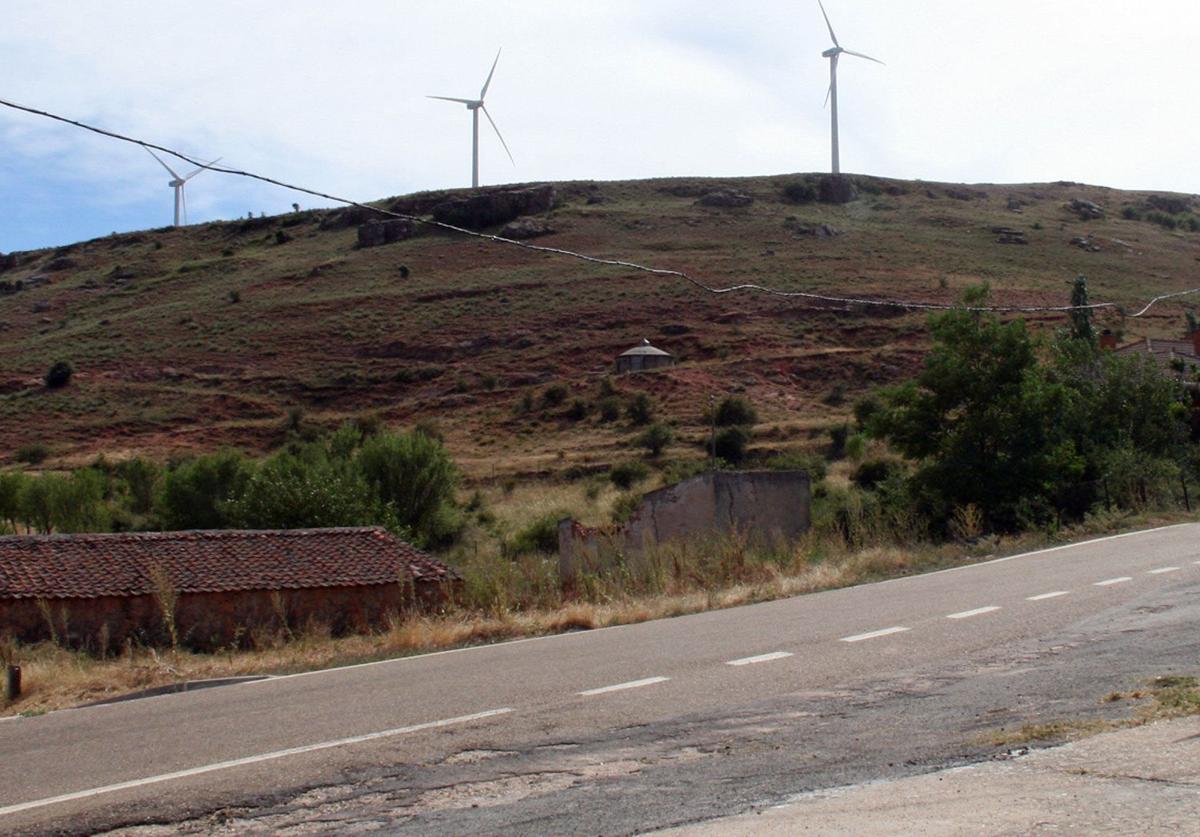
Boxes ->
[1148,567,1180,575]
[578,676,669,696]
[1095,577,1132,586]
[0,708,513,818]
[726,652,793,666]
[1027,591,1070,601]
[946,606,1001,620]
[840,626,910,643]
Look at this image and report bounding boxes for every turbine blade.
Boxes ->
[144,146,181,180]
[183,156,222,181]
[481,105,514,165]
[181,185,188,225]
[842,48,885,65]
[480,48,502,100]
[428,95,477,104]
[824,82,832,108]
[817,0,839,47]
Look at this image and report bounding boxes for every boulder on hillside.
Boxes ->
[818,175,857,204]
[356,218,419,248]
[500,218,555,240]
[431,185,557,230]
[1069,199,1105,220]
[785,217,841,238]
[696,189,754,208]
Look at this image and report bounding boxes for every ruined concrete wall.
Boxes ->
[559,470,810,585]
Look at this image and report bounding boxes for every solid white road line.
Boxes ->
[1095,577,1132,586]
[726,652,794,666]
[1148,567,1181,575]
[840,627,910,643]
[0,708,513,818]
[578,677,669,696]
[946,606,1001,620]
[1027,591,1070,601]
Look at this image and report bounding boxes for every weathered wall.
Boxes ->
[0,580,446,650]
[559,470,810,585]
[615,354,675,374]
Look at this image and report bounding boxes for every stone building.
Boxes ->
[615,339,675,374]
[0,527,458,649]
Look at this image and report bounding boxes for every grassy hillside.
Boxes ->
[2,173,1198,478]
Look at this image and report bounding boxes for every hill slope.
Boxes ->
[2,174,1198,477]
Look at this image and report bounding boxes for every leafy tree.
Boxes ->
[714,426,751,465]
[626,392,654,425]
[1068,275,1095,344]
[17,471,107,534]
[225,450,376,531]
[44,360,73,389]
[356,430,460,547]
[609,460,649,490]
[866,302,1083,531]
[637,423,674,457]
[714,396,757,427]
[156,451,253,530]
[0,472,27,533]
[116,457,161,516]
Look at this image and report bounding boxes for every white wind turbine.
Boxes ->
[428,49,514,188]
[817,0,884,176]
[144,147,221,227]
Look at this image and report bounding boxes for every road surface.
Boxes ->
[2,523,1198,834]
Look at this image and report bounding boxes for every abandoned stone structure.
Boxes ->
[558,470,811,585]
[0,527,458,649]
[1104,330,1200,378]
[615,339,675,374]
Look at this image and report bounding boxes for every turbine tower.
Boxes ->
[428,49,514,189]
[817,0,883,176]
[145,147,221,227]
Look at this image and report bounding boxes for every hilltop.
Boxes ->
[1,173,1198,479]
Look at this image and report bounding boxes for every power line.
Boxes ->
[2,95,1197,318]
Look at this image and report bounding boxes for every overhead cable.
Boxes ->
[1,96,1196,318]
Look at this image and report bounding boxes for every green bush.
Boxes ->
[565,398,590,421]
[44,361,73,389]
[156,451,253,530]
[15,444,48,465]
[610,460,650,489]
[637,423,674,457]
[226,451,376,531]
[0,472,27,532]
[509,511,567,555]
[541,383,569,408]
[626,392,654,425]
[597,396,621,422]
[853,457,905,491]
[357,430,460,547]
[714,426,751,465]
[714,396,756,427]
[763,449,826,481]
[783,180,817,204]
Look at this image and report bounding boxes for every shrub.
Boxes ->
[626,392,654,425]
[714,426,751,465]
[15,444,48,465]
[357,430,461,547]
[637,423,674,457]
[714,396,757,427]
[783,180,817,204]
[565,398,590,421]
[823,383,847,406]
[156,451,253,530]
[541,384,569,408]
[597,396,621,422]
[609,460,650,490]
[763,450,827,481]
[853,457,905,491]
[44,360,72,389]
[828,423,849,459]
[226,451,375,531]
[509,511,566,555]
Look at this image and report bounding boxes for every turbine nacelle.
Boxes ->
[427,48,514,188]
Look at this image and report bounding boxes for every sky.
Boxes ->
[2,0,1199,252]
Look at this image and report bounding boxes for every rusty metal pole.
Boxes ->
[4,665,20,702]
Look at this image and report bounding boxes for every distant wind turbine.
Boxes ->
[428,49,514,189]
[144,147,221,227]
[817,0,884,176]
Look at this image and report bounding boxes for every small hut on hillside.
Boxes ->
[615,339,675,374]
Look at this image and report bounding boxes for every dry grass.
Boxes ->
[4,508,1196,718]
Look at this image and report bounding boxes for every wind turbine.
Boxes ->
[428,49,514,189]
[817,0,883,176]
[144,147,221,227]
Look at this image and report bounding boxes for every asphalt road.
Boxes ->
[2,523,1198,834]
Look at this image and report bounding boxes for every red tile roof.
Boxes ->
[0,527,458,601]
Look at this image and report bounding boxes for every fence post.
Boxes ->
[1182,475,1192,513]
[4,665,20,702]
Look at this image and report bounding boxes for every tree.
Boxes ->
[44,360,73,389]
[626,392,654,425]
[637,423,674,457]
[225,450,376,531]
[0,472,27,533]
[714,396,757,428]
[1068,275,1095,345]
[356,430,460,547]
[714,426,751,465]
[156,451,253,530]
[867,301,1083,531]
